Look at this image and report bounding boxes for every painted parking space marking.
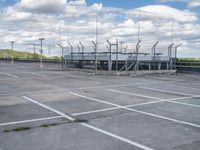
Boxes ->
[24,72,48,77]
[107,89,200,108]
[139,86,199,97]
[0,82,165,96]
[22,96,153,150]
[70,92,200,129]
[0,72,19,78]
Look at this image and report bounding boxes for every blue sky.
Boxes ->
[0,0,200,57]
[0,0,191,9]
[87,0,157,9]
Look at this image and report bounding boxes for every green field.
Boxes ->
[177,58,200,62]
[0,49,46,59]
[0,49,61,59]
[1,49,199,63]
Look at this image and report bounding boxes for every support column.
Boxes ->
[167,62,169,70]
[149,63,151,70]
[158,63,161,70]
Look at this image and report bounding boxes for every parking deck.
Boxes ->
[0,62,200,150]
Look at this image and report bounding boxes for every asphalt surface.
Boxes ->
[0,61,200,150]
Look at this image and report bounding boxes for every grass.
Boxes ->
[0,49,61,60]
[12,127,31,132]
[0,49,47,59]
[40,123,57,128]
[177,58,200,62]
[2,123,59,133]
[3,127,31,133]
[3,129,11,133]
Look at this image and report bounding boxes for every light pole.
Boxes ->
[39,38,45,68]
[10,41,14,64]
[92,41,97,72]
[168,43,174,70]
[79,42,84,60]
[135,40,141,71]
[151,41,159,70]
[57,43,64,69]
[68,42,73,61]
[174,43,183,69]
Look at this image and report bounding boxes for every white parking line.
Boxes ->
[22,96,153,150]
[0,96,196,127]
[70,92,120,107]
[74,82,165,90]
[107,89,161,100]
[168,100,200,108]
[81,123,153,150]
[107,89,200,108]
[70,92,200,129]
[0,81,165,96]
[72,107,121,116]
[127,96,196,108]
[23,96,76,122]
[25,72,48,77]
[165,84,200,91]
[0,107,121,127]
[0,95,196,127]
[139,86,197,97]
[0,72,19,78]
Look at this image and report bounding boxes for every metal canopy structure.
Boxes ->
[64,40,172,72]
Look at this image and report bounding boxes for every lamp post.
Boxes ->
[135,40,141,71]
[57,43,64,69]
[168,43,174,70]
[10,41,14,64]
[151,41,159,70]
[174,43,183,69]
[39,38,45,68]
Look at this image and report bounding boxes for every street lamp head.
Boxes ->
[39,38,45,41]
[57,43,63,48]
[176,43,183,48]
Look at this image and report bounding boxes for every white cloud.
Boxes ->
[1,7,32,21]
[188,0,200,8]
[157,0,200,9]
[0,1,199,57]
[68,0,86,6]
[17,0,67,13]
[127,5,198,23]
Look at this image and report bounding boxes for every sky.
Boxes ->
[0,0,200,57]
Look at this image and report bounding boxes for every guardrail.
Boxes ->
[176,61,200,73]
[0,58,63,63]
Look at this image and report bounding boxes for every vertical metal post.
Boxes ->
[33,44,36,54]
[61,47,64,68]
[171,16,174,43]
[152,41,159,70]
[137,9,141,43]
[135,40,141,71]
[77,45,80,53]
[168,43,174,70]
[174,43,182,69]
[106,40,112,72]
[92,41,98,72]
[95,7,99,73]
[68,42,73,61]
[116,38,118,71]
[79,42,84,60]
[10,41,14,64]
[170,43,174,70]
[57,43,64,69]
[39,38,45,69]
[124,46,128,53]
